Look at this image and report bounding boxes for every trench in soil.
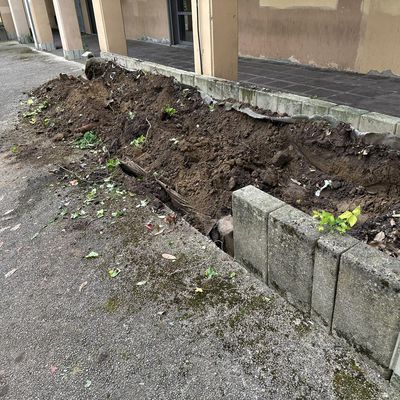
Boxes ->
[20,63,400,257]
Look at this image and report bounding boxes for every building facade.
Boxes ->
[2,0,400,77]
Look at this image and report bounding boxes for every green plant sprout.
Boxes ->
[130,135,146,148]
[106,158,120,171]
[205,266,218,279]
[312,206,361,234]
[163,105,177,118]
[75,131,99,149]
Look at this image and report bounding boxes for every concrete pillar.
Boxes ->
[92,0,127,55]
[52,0,84,60]
[0,2,17,39]
[7,0,31,43]
[191,0,238,81]
[28,0,54,51]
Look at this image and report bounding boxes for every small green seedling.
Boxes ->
[130,135,146,148]
[106,158,120,171]
[163,105,177,118]
[312,206,361,234]
[128,111,136,120]
[75,131,99,150]
[205,266,218,279]
[10,145,19,154]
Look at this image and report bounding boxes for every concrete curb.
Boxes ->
[102,51,400,136]
[232,186,400,384]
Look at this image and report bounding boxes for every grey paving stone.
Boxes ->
[311,234,358,330]
[232,186,284,282]
[333,242,400,375]
[268,205,321,314]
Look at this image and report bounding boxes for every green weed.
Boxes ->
[312,206,361,234]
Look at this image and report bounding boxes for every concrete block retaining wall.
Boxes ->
[101,52,400,384]
[233,186,400,383]
[102,51,400,136]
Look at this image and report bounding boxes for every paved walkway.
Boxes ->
[79,34,400,118]
[0,41,395,399]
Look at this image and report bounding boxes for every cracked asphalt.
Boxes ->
[0,41,398,400]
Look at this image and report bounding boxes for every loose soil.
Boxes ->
[18,62,400,257]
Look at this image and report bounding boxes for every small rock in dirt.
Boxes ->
[211,215,234,257]
[228,177,237,191]
[271,150,292,168]
[53,133,64,142]
[260,168,279,187]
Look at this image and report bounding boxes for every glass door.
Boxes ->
[176,0,193,44]
[169,0,193,45]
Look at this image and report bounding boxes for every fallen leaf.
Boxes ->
[145,223,154,231]
[85,251,99,259]
[136,280,147,286]
[0,241,3,248]
[49,365,58,375]
[195,287,203,293]
[5,269,17,278]
[79,281,88,292]
[84,379,92,388]
[10,224,21,231]
[69,180,79,186]
[108,268,121,278]
[153,228,166,236]
[390,218,396,226]
[97,209,105,218]
[162,253,177,261]
[3,209,14,216]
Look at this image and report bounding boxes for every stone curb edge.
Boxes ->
[101,51,400,136]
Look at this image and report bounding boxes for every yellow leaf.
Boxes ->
[339,211,352,220]
[195,287,203,293]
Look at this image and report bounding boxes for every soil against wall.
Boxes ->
[18,63,400,257]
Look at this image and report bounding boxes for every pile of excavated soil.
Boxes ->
[22,62,400,256]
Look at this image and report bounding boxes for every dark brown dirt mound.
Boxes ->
[23,62,400,256]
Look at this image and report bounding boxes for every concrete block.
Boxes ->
[390,333,400,387]
[276,93,308,116]
[268,205,321,313]
[255,90,279,112]
[328,105,368,128]
[302,98,336,117]
[195,75,212,96]
[239,86,257,106]
[333,242,400,373]
[194,75,237,100]
[219,80,239,101]
[311,234,358,330]
[232,186,284,281]
[359,112,400,134]
[181,71,195,87]
[126,57,142,71]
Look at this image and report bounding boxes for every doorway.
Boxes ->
[169,0,193,45]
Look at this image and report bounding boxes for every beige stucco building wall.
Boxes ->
[239,0,400,75]
[121,0,169,42]
[114,0,400,76]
